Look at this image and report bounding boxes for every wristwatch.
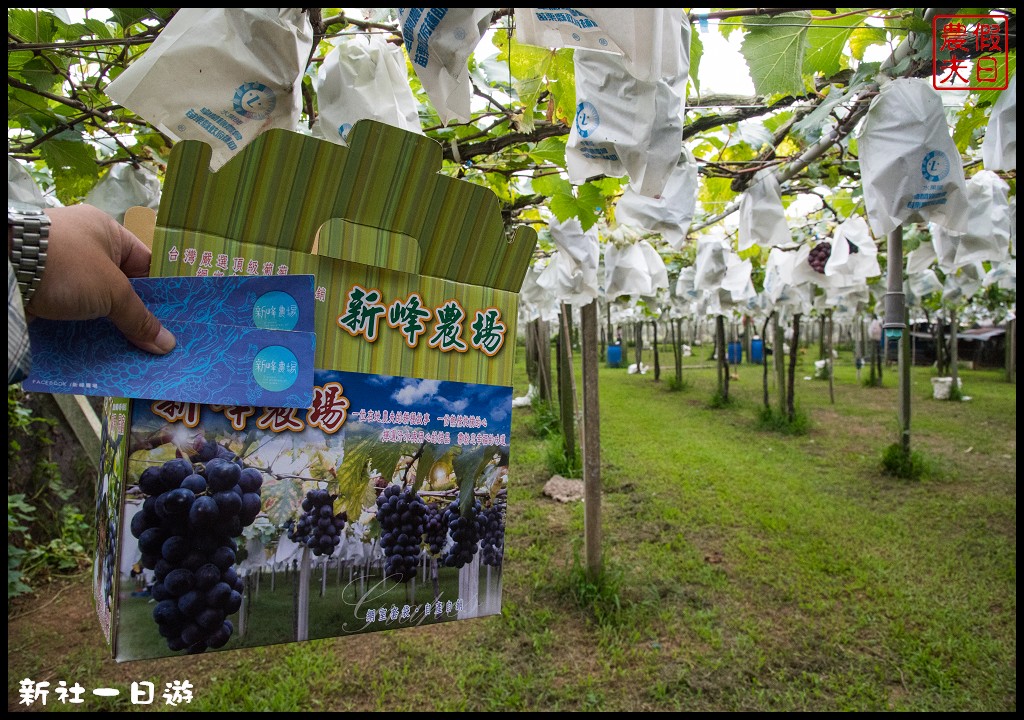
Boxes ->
[8,204,50,306]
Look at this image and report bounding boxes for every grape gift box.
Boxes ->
[96,121,537,661]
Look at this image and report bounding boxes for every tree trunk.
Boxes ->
[716,315,729,401]
[652,321,661,381]
[581,301,602,580]
[775,313,786,417]
[762,313,772,410]
[787,314,802,421]
[536,319,552,402]
[525,319,538,387]
[819,315,827,360]
[672,319,683,386]
[745,315,753,368]
[827,309,835,405]
[1008,317,1016,384]
[558,306,576,463]
[899,309,912,452]
[634,322,643,368]
[857,317,865,384]
[949,307,960,393]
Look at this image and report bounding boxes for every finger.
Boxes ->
[106,275,176,355]
[111,222,154,278]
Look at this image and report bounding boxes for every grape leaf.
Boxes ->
[741,12,812,96]
[699,177,737,210]
[953,102,989,153]
[38,138,100,203]
[689,29,703,96]
[8,8,55,43]
[528,136,567,167]
[531,173,571,197]
[110,8,157,29]
[804,13,866,78]
[849,26,888,61]
[976,51,1015,108]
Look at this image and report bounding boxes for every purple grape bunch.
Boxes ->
[807,241,832,274]
[479,503,505,568]
[442,499,483,569]
[423,501,447,558]
[130,442,263,654]
[376,485,427,582]
[287,488,347,557]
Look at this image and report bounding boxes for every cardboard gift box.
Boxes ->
[95,121,537,660]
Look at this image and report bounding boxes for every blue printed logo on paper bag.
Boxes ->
[921,150,950,182]
[233,82,276,120]
[253,346,299,392]
[906,149,953,210]
[253,291,300,331]
[575,101,599,139]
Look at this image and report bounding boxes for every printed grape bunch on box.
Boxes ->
[97,121,537,661]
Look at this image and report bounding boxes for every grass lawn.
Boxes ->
[8,341,1016,711]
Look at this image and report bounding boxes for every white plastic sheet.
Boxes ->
[824,216,880,281]
[603,238,667,298]
[738,170,790,251]
[982,74,1016,171]
[930,171,1012,272]
[567,20,689,197]
[83,164,161,224]
[720,254,756,305]
[906,241,937,274]
[941,262,985,303]
[983,259,1016,291]
[614,149,698,250]
[692,232,730,291]
[858,78,968,235]
[538,216,601,306]
[399,8,494,125]
[8,156,46,208]
[519,262,561,324]
[313,34,421,145]
[953,170,1012,267]
[908,269,943,300]
[105,8,313,171]
[514,8,685,82]
[674,265,697,301]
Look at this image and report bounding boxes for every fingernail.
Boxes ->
[154,326,177,354]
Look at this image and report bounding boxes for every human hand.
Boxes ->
[26,205,176,354]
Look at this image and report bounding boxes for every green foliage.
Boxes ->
[667,375,691,392]
[527,396,560,439]
[688,27,703,95]
[881,443,929,481]
[756,405,810,435]
[8,494,36,598]
[709,390,733,409]
[8,495,91,599]
[561,547,624,628]
[545,434,581,478]
[803,12,866,78]
[740,11,812,96]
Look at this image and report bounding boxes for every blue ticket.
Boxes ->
[24,318,315,408]
[131,274,315,332]
[22,275,317,407]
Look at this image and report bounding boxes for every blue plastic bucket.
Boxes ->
[607,344,623,368]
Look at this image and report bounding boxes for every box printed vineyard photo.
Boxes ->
[105,371,510,660]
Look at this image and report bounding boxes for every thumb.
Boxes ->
[107,276,176,355]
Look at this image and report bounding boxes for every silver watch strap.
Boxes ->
[10,211,50,305]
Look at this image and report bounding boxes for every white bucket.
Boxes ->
[931,376,962,400]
